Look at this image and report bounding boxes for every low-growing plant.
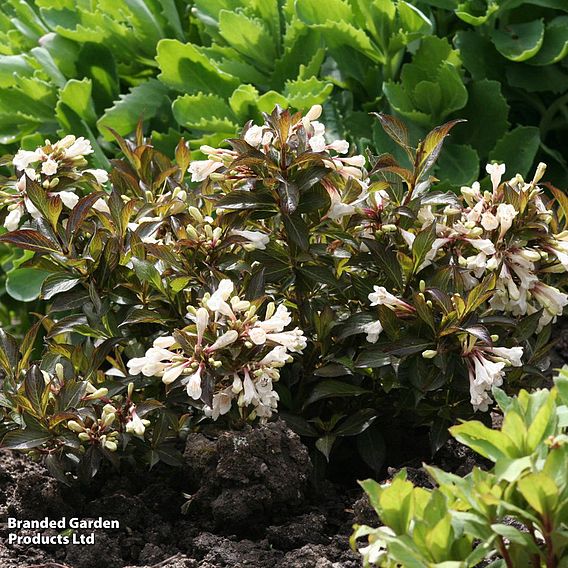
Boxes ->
[0,107,566,480]
[352,369,568,567]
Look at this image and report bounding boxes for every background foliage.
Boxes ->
[1,0,567,184]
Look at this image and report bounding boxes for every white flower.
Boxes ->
[186,366,202,400]
[305,104,323,122]
[490,346,523,367]
[244,125,263,146]
[92,199,111,214]
[465,238,496,255]
[127,346,175,377]
[65,137,93,158]
[327,139,349,154]
[531,282,568,317]
[125,409,149,437]
[231,229,269,250]
[196,307,209,346]
[368,286,413,312]
[249,327,267,345]
[4,206,23,231]
[207,279,234,317]
[327,192,356,221]
[162,362,185,384]
[41,158,58,176]
[363,320,383,343]
[153,336,176,349]
[85,168,109,184]
[258,304,292,332]
[481,211,499,231]
[496,203,517,239]
[486,163,506,191]
[309,134,326,152]
[189,159,223,182]
[57,191,79,209]
[204,387,233,420]
[208,329,239,351]
[259,346,290,366]
[266,328,307,353]
[13,149,42,170]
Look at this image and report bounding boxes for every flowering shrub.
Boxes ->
[0,106,566,478]
[352,370,568,567]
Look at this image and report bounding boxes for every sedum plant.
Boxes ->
[0,106,566,479]
[352,369,568,567]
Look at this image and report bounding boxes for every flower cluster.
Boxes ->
[1,135,108,231]
[189,104,368,190]
[358,161,568,411]
[127,279,306,421]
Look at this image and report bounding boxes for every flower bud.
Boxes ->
[186,225,199,240]
[102,412,116,427]
[105,440,118,452]
[204,224,213,239]
[490,334,499,342]
[128,382,134,399]
[419,280,426,293]
[78,432,90,441]
[382,224,397,233]
[422,350,438,359]
[188,206,203,223]
[55,363,65,382]
[85,387,108,400]
[67,420,84,433]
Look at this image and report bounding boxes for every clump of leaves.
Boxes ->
[352,369,568,567]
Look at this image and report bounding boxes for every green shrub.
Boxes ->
[352,369,568,567]
[0,107,566,478]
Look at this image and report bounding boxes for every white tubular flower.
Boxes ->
[249,327,267,345]
[162,362,186,385]
[153,335,176,349]
[92,199,111,214]
[65,137,93,158]
[258,304,292,332]
[41,158,58,176]
[186,366,203,400]
[465,238,496,255]
[327,139,349,154]
[204,388,233,420]
[327,191,356,221]
[196,307,209,346]
[309,134,326,152]
[473,354,505,388]
[13,149,42,170]
[208,329,239,351]
[244,125,263,146]
[481,211,499,231]
[490,346,523,367]
[259,346,290,366]
[125,409,148,437]
[207,279,235,317]
[4,206,23,231]
[127,346,176,377]
[363,320,383,343]
[531,282,568,317]
[85,168,109,184]
[58,191,79,209]
[368,286,414,313]
[266,328,307,353]
[189,159,223,182]
[241,369,257,406]
[461,181,482,207]
[231,229,269,250]
[496,203,517,239]
[486,163,506,191]
[304,104,323,123]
